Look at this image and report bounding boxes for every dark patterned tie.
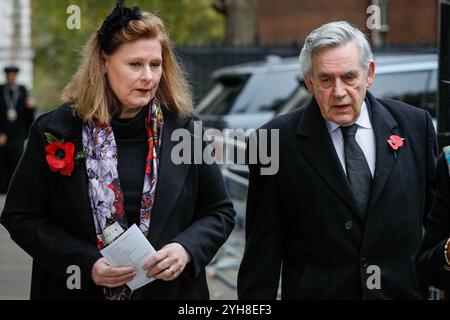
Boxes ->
[341,124,372,216]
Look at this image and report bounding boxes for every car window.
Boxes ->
[242,70,299,114]
[370,71,429,111]
[278,81,311,114]
[197,75,249,115]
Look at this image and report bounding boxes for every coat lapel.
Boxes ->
[365,92,399,215]
[147,112,191,248]
[46,105,192,247]
[45,104,97,243]
[297,99,361,219]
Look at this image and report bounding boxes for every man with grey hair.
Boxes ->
[238,21,436,299]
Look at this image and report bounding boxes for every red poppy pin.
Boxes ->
[387,135,404,158]
[44,132,87,176]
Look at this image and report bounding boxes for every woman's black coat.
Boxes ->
[0,103,235,299]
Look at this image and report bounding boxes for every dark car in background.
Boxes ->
[195,55,302,130]
[196,53,438,130]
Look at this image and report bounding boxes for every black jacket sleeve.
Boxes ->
[417,153,450,290]
[0,119,102,292]
[237,131,283,299]
[172,123,236,278]
[424,111,438,226]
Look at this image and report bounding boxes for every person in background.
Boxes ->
[0,65,36,193]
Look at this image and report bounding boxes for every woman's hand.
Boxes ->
[143,242,191,281]
[91,257,135,288]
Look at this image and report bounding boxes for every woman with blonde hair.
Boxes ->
[1,1,235,300]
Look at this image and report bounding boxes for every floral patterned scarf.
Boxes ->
[82,100,163,300]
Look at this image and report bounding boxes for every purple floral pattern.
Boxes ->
[82,100,163,300]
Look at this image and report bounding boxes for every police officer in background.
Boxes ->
[0,65,36,193]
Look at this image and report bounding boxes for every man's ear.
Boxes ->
[303,74,314,92]
[366,59,375,88]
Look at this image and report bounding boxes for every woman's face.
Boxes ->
[103,38,162,118]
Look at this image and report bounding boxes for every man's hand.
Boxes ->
[0,134,7,146]
[143,242,191,281]
[26,96,37,109]
[91,257,135,288]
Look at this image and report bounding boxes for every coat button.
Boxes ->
[360,258,368,268]
[345,220,353,230]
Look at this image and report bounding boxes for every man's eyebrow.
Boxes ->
[318,72,332,78]
[343,70,359,76]
[317,70,360,78]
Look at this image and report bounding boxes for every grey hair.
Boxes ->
[299,21,373,77]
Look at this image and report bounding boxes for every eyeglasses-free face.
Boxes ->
[304,41,375,126]
[103,37,163,118]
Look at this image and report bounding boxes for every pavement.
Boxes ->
[0,194,239,300]
[0,195,33,299]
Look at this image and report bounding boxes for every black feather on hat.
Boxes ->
[97,1,143,51]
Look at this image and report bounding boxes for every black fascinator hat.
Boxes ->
[97,0,143,51]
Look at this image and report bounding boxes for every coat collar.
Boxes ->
[146,111,192,248]
[45,103,96,242]
[296,91,399,220]
[296,97,361,219]
[365,91,399,215]
[45,103,192,247]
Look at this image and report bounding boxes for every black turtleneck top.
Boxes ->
[111,107,148,227]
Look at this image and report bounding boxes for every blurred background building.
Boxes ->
[0,0,436,111]
[257,0,437,47]
[188,0,439,102]
[0,0,33,87]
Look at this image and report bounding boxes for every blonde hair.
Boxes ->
[63,12,192,123]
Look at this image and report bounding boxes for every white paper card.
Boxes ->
[100,224,156,291]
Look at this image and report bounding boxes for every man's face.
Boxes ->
[304,41,375,126]
[6,72,17,86]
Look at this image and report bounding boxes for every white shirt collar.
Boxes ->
[325,101,371,134]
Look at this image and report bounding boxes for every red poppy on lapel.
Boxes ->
[387,135,404,151]
[45,141,75,176]
[43,132,88,176]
